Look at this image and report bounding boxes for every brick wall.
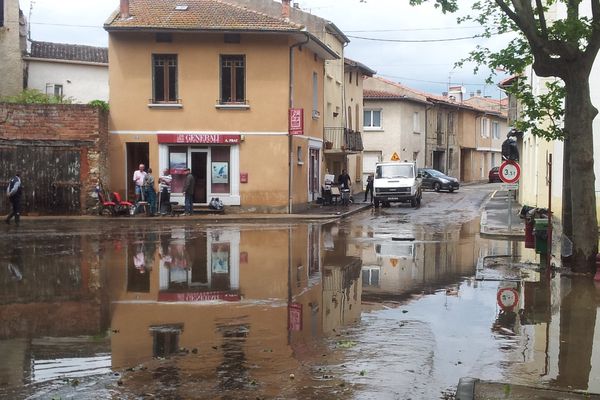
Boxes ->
[0,103,109,214]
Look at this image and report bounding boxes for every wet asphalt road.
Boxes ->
[1,182,599,399]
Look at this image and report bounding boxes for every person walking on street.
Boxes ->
[144,168,157,216]
[159,168,172,216]
[182,168,195,215]
[364,174,374,203]
[5,173,22,226]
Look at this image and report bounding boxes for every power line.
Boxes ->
[347,34,487,43]
[345,25,482,33]
[377,73,494,87]
[31,21,104,29]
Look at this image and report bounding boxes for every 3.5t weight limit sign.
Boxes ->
[499,160,521,184]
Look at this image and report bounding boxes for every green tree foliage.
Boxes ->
[412,0,600,272]
[0,89,73,104]
[88,99,110,112]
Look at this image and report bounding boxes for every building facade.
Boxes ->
[25,41,109,103]
[0,0,26,97]
[105,0,338,213]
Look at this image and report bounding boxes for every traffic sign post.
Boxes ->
[499,160,521,232]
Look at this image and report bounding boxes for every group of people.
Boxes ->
[132,164,196,216]
[337,169,374,203]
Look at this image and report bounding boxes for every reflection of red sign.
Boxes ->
[240,173,248,183]
[157,134,241,144]
[288,302,303,331]
[497,287,519,310]
[158,291,241,302]
[289,108,304,135]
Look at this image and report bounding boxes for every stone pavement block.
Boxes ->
[473,381,600,399]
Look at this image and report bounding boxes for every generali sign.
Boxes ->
[289,108,304,135]
[157,133,241,144]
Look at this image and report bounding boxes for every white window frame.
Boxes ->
[413,111,420,133]
[491,120,500,139]
[480,117,490,138]
[364,109,382,131]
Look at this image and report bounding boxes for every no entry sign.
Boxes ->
[499,160,521,184]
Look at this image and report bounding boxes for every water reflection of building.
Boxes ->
[108,223,361,397]
[0,235,108,388]
[359,219,483,299]
[322,223,362,334]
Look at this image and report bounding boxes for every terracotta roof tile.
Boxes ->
[29,41,108,64]
[364,89,405,99]
[105,0,303,32]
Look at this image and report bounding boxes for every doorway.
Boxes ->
[309,148,320,201]
[433,150,445,173]
[191,151,207,204]
[126,142,149,201]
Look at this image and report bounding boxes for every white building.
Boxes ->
[25,41,108,103]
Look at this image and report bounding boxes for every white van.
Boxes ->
[373,162,422,208]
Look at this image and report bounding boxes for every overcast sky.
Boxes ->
[19,0,511,98]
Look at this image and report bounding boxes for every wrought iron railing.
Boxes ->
[324,127,364,152]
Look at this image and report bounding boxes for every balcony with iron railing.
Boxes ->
[324,127,364,153]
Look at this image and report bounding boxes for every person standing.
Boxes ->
[364,174,374,203]
[182,168,195,215]
[338,169,351,190]
[5,172,22,226]
[144,168,157,216]
[132,163,147,203]
[159,168,172,216]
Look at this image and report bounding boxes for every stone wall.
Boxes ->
[0,103,109,214]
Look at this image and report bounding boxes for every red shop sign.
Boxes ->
[289,108,304,135]
[158,291,241,302]
[157,134,241,144]
[288,302,303,331]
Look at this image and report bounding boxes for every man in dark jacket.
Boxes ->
[182,168,195,215]
[5,173,22,226]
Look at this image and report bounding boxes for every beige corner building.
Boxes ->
[0,0,26,97]
[104,0,339,213]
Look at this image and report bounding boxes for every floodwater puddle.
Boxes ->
[0,219,599,399]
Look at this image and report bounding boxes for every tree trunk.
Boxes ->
[561,137,572,249]
[562,74,598,273]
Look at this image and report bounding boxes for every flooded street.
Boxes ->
[1,185,599,399]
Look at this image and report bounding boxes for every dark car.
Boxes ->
[418,168,459,192]
[488,166,502,183]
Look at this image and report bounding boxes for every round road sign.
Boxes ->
[497,287,519,310]
[499,160,521,184]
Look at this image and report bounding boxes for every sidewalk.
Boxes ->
[457,378,600,400]
[12,199,372,223]
[480,189,525,238]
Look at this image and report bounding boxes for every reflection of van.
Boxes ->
[373,162,422,208]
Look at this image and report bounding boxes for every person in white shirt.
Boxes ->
[132,163,147,203]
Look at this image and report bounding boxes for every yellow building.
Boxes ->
[104,0,338,213]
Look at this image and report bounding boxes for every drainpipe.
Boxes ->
[288,33,310,214]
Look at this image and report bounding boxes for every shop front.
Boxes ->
[157,133,241,207]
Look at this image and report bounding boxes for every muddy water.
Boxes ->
[0,219,599,399]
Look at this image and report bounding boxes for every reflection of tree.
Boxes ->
[555,277,597,390]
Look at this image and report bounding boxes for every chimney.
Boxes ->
[120,0,130,19]
[282,0,290,19]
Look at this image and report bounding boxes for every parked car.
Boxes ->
[488,166,502,183]
[418,168,459,192]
